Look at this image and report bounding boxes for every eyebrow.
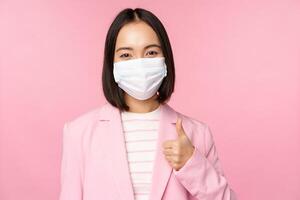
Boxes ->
[115,44,161,52]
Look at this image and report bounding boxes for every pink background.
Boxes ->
[1,0,300,199]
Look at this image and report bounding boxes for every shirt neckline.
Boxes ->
[121,104,161,117]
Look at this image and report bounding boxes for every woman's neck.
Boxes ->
[124,93,160,113]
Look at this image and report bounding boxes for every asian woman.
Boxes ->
[59,7,237,200]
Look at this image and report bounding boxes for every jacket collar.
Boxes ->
[95,102,181,200]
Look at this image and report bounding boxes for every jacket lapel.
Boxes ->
[97,102,181,200]
[148,103,179,200]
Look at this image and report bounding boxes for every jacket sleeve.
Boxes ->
[59,122,83,200]
[172,124,237,200]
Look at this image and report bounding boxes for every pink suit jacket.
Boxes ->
[59,102,237,200]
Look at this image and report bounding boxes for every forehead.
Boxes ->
[115,21,160,48]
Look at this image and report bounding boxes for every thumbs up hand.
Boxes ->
[162,118,195,171]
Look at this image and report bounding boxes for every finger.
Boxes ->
[165,155,172,161]
[163,148,174,156]
[162,140,175,149]
[165,155,175,163]
[176,118,184,136]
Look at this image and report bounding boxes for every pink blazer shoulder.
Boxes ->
[59,102,237,200]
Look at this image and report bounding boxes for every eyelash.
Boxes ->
[120,53,129,58]
[147,51,158,56]
[120,51,158,58]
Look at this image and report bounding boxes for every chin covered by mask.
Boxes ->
[113,57,167,100]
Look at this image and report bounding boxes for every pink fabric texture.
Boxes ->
[59,102,236,200]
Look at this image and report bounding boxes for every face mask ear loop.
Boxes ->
[164,63,168,77]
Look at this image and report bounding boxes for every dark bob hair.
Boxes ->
[102,8,175,112]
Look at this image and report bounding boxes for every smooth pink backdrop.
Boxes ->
[1,0,299,199]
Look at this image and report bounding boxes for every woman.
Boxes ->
[59,8,237,200]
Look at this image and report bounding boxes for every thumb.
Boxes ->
[176,118,185,136]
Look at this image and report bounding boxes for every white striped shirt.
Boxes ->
[120,105,161,200]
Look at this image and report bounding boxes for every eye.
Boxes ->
[120,53,131,58]
[146,51,158,56]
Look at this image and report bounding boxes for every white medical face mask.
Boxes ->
[113,57,167,100]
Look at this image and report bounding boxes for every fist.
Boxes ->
[162,118,195,171]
